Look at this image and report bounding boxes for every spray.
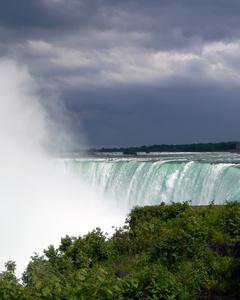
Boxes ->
[0,60,126,277]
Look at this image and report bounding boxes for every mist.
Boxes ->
[0,60,126,277]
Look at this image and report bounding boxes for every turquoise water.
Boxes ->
[64,152,240,208]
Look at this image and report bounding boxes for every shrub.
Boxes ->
[2,202,240,299]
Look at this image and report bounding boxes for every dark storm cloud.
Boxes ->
[0,0,111,48]
[60,81,240,147]
[1,0,240,148]
[102,0,240,51]
[0,0,98,30]
[1,0,240,53]
[1,0,240,44]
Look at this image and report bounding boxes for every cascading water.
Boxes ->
[64,152,240,208]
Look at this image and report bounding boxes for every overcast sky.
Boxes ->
[1,0,240,149]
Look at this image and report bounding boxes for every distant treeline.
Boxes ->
[94,141,239,153]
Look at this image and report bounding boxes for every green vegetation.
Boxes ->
[122,148,137,155]
[2,201,240,299]
[96,141,239,153]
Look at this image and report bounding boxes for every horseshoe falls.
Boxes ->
[64,152,240,208]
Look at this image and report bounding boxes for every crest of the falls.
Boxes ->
[65,152,240,208]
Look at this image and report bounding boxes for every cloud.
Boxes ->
[19,37,240,88]
[202,41,240,81]
[1,0,240,46]
[2,0,240,88]
[60,80,240,148]
[1,0,240,147]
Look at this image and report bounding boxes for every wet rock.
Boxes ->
[232,265,240,280]
[232,241,240,258]
[232,265,240,298]
[115,271,129,278]
[197,288,237,300]
[208,242,229,256]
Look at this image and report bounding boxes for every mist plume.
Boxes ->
[0,60,125,277]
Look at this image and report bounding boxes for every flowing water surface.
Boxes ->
[63,152,240,208]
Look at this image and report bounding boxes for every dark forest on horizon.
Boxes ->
[92,141,239,154]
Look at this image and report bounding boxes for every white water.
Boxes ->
[65,152,240,207]
[0,60,126,277]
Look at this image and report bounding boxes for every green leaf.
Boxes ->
[97,274,105,282]
[130,279,138,288]
[35,281,42,291]
[114,284,123,292]
[42,286,51,296]
[99,288,113,297]
[78,274,86,281]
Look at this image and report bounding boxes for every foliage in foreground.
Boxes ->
[2,201,240,299]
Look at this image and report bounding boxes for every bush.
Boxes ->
[2,202,240,299]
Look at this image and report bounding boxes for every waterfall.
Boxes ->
[65,154,240,207]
